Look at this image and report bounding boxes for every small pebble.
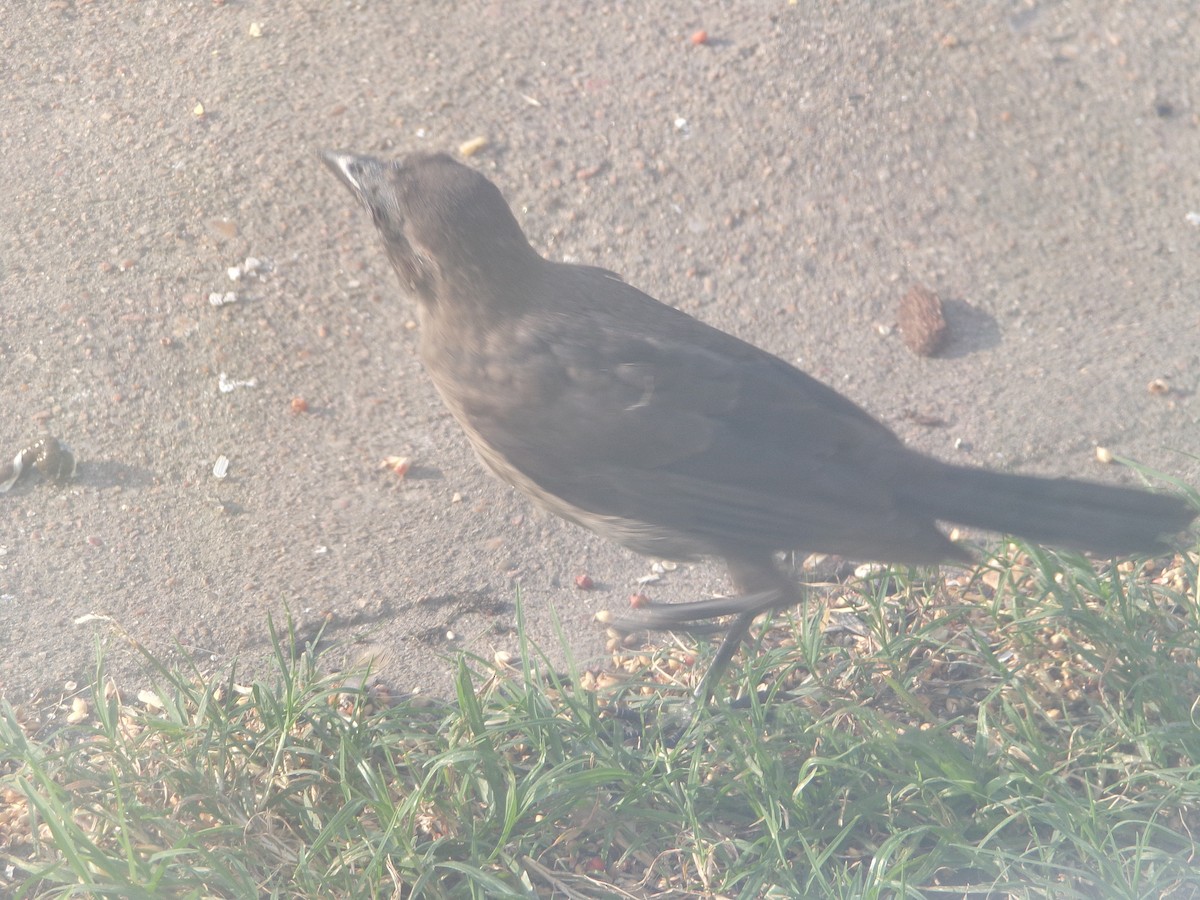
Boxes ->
[854,562,887,579]
[218,373,257,393]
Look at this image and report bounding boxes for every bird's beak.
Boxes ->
[321,150,381,200]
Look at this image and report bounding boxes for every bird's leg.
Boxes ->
[612,553,802,702]
[692,609,759,703]
[702,555,801,701]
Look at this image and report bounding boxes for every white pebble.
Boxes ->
[218,372,257,393]
[854,562,888,579]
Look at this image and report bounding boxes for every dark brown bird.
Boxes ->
[323,150,1195,698]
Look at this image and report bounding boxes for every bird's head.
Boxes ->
[323,151,538,312]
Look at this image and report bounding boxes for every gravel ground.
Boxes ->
[1,1,1197,705]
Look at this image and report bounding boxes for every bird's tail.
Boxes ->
[901,459,1195,557]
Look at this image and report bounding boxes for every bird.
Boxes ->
[322,150,1195,700]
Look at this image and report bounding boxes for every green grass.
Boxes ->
[2,532,1199,897]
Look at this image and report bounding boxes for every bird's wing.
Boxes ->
[455,264,957,561]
